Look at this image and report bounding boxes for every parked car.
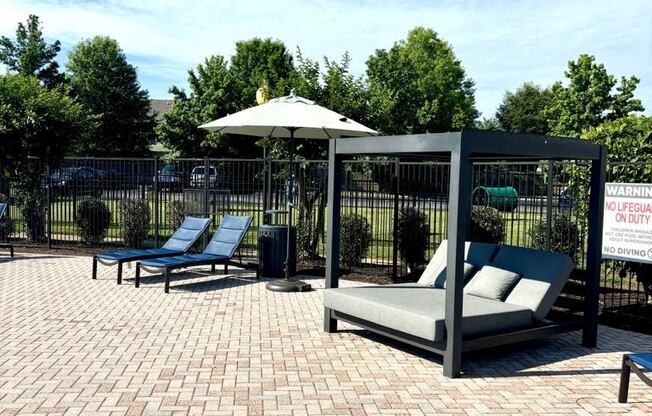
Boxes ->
[44,167,103,197]
[190,165,224,188]
[154,164,183,191]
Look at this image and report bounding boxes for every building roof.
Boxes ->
[149,99,174,123]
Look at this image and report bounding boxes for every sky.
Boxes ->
[1,0,651,119]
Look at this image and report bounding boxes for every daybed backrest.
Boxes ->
[492,245,575,321]
[417,240,498,286]
[162,216,213,252]
[204,215,253,258]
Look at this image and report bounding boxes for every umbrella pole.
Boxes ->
[266,128,311,292]
[286,133,294,279]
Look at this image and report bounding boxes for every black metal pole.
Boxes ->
[285,131,294,279]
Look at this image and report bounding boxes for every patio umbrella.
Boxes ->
[199,89,377,292]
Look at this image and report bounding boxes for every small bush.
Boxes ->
[167,200,189,231]
[0,193,15,241]
[396,207,429,270]
[119,198,150,248]
[340,214,371,268]
[75,198,111,245]
[469,206,505,244]
[529,214,581,261]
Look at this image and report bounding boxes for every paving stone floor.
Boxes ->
[1,253,652,415]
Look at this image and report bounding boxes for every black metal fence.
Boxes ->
[0,156,650,333]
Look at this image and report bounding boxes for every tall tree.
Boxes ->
[229,38,294,109]
[0,74,94,240]
[156,55,236,157]
[366,27,478,135]
[496,82,552,135]
[66,36,154,156]
[158,38,295,158]
[545,54,644,137]
[0,15,64,88]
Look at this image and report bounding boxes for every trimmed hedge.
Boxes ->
[340,214,371,268]
[119,198,150,248]
[469,206,505,244]
[396,207,429,270]
[75,198,111,245]
[529,214,581,261]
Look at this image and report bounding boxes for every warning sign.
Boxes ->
[602,183,652,263]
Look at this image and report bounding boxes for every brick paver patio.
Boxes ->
[1,253,652,415]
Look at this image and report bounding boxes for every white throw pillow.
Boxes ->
[464,265,520,301]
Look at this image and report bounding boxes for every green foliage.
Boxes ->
[469,206,505,244]
[545,54,644,137]
[0,15,64,87]
[496,82,552,134]
[157,38,295,158]
[0,74,93,241]
[565,116,652,220]
[75,198,111,245]
[529,214,581,261]
[474,117,501,130]
[118,198,150,248]
[66,36,154,156]
[340,214,371,268]
[366,27,478,135]
[167,200,189,231]
[396,207,429,270]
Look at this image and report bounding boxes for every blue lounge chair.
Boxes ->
[0,203,14,257]
[135,215,253,293]
[93,216,212,284]
[619,353,652,403]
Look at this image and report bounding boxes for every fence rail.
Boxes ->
[1,156,650,333]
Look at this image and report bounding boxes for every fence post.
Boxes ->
[546,160,554,250]
[204,157,210,216]
[46,160,52,249]
[392,157,400,279]
[153,157,160,247]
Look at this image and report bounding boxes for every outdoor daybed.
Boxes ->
[323,130,606,377]
[324,240,574,346]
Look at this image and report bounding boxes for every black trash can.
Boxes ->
[258,224,296,278]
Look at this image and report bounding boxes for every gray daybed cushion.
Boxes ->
[464,265,520,301]
[418,240,499,287]
[323,285,532,342]
[492,245,575,321]
[433,262,476,288]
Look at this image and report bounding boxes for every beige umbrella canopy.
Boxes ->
[199,90,377,292]
[199,90,377,138]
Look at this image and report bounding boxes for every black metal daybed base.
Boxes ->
[326,307,583,356]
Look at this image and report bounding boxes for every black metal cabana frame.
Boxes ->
[324,129,607,378]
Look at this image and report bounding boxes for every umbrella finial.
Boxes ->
[289,88,296,98]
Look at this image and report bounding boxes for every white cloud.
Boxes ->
[1,0,650,118]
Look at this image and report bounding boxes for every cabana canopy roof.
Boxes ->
[332,129,603,161]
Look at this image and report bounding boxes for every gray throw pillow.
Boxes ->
[433,262,476,288]
[464,265,520,301]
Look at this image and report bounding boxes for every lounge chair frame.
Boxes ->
[92,216,212,284]
[324,129,606,378]
[619,354,652,403]
[135,215,253,293]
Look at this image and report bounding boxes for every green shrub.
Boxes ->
[0,193,15,241]
[119,198,150,247]
[469,206,505,244]
[396,207,429,270]
[529,214,581,261]
[75,198,111,245]
[167,200,189,231]
[340,214,371,268]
